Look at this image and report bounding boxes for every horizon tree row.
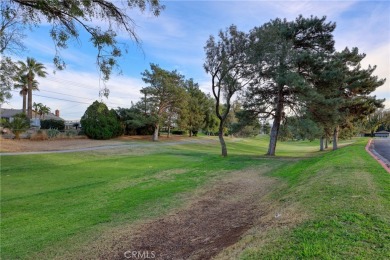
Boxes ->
[116,63,220,141]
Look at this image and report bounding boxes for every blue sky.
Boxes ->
[4,0,390,120]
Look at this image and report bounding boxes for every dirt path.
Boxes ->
[0,136,216,155]
[86,168,279,260]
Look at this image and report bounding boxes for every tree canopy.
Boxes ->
[204,25,250,156]
[1,0,164,98]
[81,101,123,140]
[204,15,385,156]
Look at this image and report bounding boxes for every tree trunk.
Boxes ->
[22,92,27,114]
[189,129,192,137]
[325,138,329,149]
[332,126,339,151]
[218,121,227,157]
[153,124,159,141]
[320,136,324,151]
[167,125,171,138]
[27,73,33,119]
[267,91,284,156]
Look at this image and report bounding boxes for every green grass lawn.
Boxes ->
[1,136,389,259]
[240,138,390,259]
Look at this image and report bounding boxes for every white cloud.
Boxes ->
[361,43,390,109]
[3,66,146,120]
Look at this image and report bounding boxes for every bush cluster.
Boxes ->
[171,130,186,135]
[80,101,123,140]
[41,119,65,130]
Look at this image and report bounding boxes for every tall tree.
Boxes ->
[39,104,50,119]
[179,79,208,136]
[14,75,38,114]
[330,48,384,149]
[17,57,47,119]
[141,64,185,141]
[4,0,164,92]
[204,25,250,157]
[244,16,336,155]
[117,106,156,135]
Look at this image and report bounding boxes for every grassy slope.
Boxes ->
[1,136,311,259]
[2,136,387,259]
[241,138,390,259]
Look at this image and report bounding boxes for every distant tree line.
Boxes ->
[82,15,386,153]
[116,64,220,141]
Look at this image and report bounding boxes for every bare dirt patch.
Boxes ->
[0,137,121,152]
[62,168,283,260]
[0,135,191,153]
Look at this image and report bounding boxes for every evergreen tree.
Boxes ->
[141,64,186,141]
[179,79,208,136]
[244,15,336,156]
[204,25,250,157]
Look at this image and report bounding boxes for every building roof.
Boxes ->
[0,108,64,121]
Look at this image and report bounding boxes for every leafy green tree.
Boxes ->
[228,101,261,138]
[117,106,156,135]
[204,25,250,157]
[141,64,185,141]
[5,0,164,88]
[260,120,271,135]
[0,57,19,103]
[17,57,47,119]
[244,16,336,156]
[305,47,385,150]
[179,79,208,136]
[81,101,123,140]
[202,94,219,135]
[329,48,384,149]
[376,109,390,131]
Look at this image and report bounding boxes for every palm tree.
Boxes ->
[32,102,43,118]
[14,75,39,114]
[5,113,30,139]
[18,58,47,119]
[40,105,51,119]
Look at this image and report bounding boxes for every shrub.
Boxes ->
[30,130,48,141]
[171,130,186,135]
[41,119,65,130]
[116,107,156,135]
[65,129,78,137]
[5,113,30,139]
[47,128,60,138]
[80,101,123,140]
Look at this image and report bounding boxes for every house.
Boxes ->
[0,108,64,127]
[64,120,81,130]
[374,130,390,138]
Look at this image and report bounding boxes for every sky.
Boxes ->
[3,0,390,120]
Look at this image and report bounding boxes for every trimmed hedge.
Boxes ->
[40,119,65,130]
[171,130,186,135]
